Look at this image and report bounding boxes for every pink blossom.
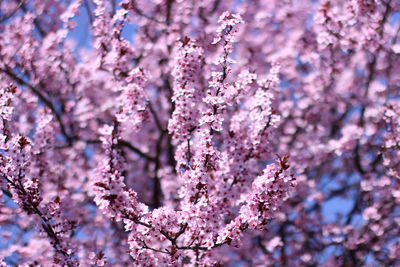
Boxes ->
[0,0,399,266]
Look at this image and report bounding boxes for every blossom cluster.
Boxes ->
[0,0,399,266]
[168,37,204,142]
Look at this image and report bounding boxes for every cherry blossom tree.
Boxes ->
[0,0,399,266]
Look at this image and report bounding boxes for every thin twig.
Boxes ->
[0,0,24,23]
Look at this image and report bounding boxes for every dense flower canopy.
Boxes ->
[0,0,399,266]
